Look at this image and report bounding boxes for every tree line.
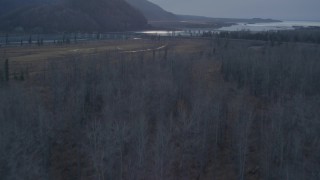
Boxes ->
[203,28,320,44]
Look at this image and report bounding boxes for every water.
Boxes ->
[136,21,320,36]
[136,30,186,36]
[218,21,320,32]
[139,21,320,36]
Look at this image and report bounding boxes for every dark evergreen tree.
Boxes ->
[5,34,9,45]
[29,35,32,44]
[19,71,25,81]
[4,59,9,82]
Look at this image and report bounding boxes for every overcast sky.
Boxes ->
[148,0,320,21]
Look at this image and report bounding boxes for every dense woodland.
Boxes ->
[0,37,320,180]
[203,28,320,44]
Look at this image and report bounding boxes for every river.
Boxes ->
[139,21,320,36]
[2,21,320,46]
[216,20,320,32]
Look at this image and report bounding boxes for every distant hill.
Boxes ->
[149,13,282,30]
[125,0,178,21]
[124,0,280,26]
[177,15,280,23]
[0,0,148,33]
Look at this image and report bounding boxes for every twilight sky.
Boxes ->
[148,0,320,21]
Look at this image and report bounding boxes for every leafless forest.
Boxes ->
[0,38,319,180]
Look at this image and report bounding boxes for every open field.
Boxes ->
[0,39,210,62]
[0,38,211,77]
[1,40,163,62]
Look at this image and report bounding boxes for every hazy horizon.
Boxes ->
[148,0,320,21]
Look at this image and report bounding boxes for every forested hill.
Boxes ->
[125,0,178,21]
[0,0,50,16]
[0,0,148,33]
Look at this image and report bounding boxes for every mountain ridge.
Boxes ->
[0,0,148,33]
[125,0,281,26]
[125,0,178,21]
